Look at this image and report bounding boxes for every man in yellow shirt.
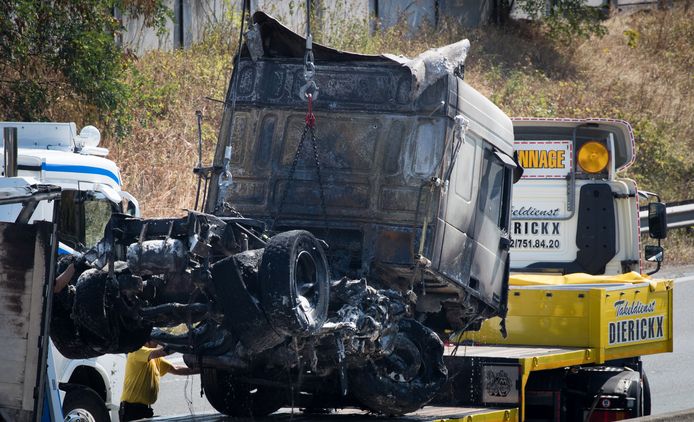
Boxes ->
[119,341,197,421]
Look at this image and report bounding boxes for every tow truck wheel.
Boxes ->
[642,370,651,416]
[259,230,330,336]
[201,368,283,417]
[349,319,448,416]
[62,386,109,422]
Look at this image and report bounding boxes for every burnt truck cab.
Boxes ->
[510,118,667,275]
[42,13,521,417]
[208,12,517,332]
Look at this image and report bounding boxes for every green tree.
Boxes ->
[0,0,171,129]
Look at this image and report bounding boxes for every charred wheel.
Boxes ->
[201,368,284,417]
[259,230,330,336]
[71,266,151,354]
[50,304,102,359]
[349,318,448,415]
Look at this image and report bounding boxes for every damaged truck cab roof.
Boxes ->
[232,12,513,155]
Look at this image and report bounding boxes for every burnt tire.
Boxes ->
[72,269,117,341]
[349,319,448,416]
[62,386,110,422]
[51,275,103,359]
[72,268,151,354]
[201,368,283,417]
[259,230,330,336]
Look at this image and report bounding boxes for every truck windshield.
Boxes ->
[58,190,116,250]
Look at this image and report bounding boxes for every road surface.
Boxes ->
[155,267,694,419]
[642,266,694,414]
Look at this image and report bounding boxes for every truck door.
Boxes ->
[469,149,514,309]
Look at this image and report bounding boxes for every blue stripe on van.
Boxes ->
[58,242,76,255]
[41,163,121,185]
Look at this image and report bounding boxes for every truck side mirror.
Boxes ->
[512,151,524,184]
[125,200,137,216]
[645,245,664,263]
[648,202,667,239]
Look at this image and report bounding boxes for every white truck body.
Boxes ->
[0,122,138,421]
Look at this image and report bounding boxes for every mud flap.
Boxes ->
[574,184,617,274]
[210,256,285,353]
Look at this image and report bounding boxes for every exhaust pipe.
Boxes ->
[3,127,18,177]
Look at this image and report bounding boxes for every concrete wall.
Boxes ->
[117,0,661,55]
[117,0,492,55]
[117,0,174,55]
[250,0,371,36]
[631,409,694,421]
[118,0,233,55]
[375,0,493,30]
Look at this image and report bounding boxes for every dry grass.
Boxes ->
[50,6,691,260]
[108,35,234,217]
[659,230,694,267]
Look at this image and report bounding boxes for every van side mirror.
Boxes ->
[645,245,663,263]
[127,200,137,216]
[648,202,667,239]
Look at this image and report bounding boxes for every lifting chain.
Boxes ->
[273,0,328,232]
[273,93,328,231]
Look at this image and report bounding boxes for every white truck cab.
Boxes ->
[510,118,666,276]
[0,122,138,421]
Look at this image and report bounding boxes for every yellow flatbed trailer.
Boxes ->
[152,407,517,421]
[155,273,672,422]
[439,273,674,421]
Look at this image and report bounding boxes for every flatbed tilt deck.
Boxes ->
[153,273,672,422]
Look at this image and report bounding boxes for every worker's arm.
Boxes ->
[54,263,75,293]
[157,356,198,376]
[147,346,171,361]
[167,364,199,376]
[146,345,199,375]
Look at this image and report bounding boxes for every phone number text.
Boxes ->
[510,239,561,249]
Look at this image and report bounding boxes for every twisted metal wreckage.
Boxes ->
[51,10,518,417]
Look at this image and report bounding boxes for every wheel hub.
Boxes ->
[382,335,422,383]
[64,408,97,422]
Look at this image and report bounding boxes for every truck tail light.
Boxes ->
[577,141,609,173]
[588,409,629,421]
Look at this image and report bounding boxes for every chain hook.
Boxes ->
[304,34,315,82]
[299,1,319,101]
